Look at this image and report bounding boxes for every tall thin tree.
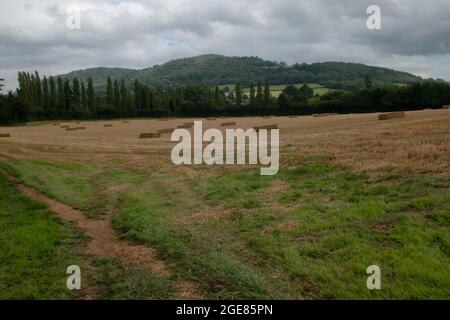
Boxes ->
[87,77,96,115]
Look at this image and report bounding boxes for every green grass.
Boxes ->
[85,257,174,300]
[0,172,84,299]
[1,160,143,218]
[0,164,179,300]
[3,158,449,299]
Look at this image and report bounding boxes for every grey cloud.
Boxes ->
[0,0,450,91]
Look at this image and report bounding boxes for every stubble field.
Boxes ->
[0,109,449,299]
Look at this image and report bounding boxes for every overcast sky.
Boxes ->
[1,0,450,90]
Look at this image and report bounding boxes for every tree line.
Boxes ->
[278,79,450,115]
[1,71,450,125]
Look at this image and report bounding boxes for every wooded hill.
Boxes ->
[60,54,422,93]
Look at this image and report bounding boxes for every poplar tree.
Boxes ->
[134,79,141,112]
[73,78,82,115]
[81,81,87,112]
[249,84,255,105]
[120,79,128,115]
[263,80,270,105]
[57,76,65,117]
[64,79,72,117]
[87,77,95,115]
[235,83,242,107]
[34,71,43,109]
[214,86,220,106]
[256,81,263,104]
[113,79,120,113]
[49,76,57,117]
[106,77,114,107]
[42,76,49,112]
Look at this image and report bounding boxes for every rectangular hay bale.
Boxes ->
[378,112,405,121]
[253,124,279,132]
[139,132,161,139]
[177,124,192,129]
[104,124,113,127]
[0,133,10,138]
[221,122,236,127]
[65,127,86,131]
[157,128,174,134]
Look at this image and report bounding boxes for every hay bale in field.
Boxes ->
[60,125,70,129]
[0,133,10,138]
[157,128,174,134]
[313,113,339,118]
[65,127,86,131]
[221,121,236,127]
[104,124,113,127]
[184,122,194,126]
[378,112,405,121]
[139,132,161,139]
[442,105,450,109]
[177,124,192,129]
[122,121,130,123]
[253,124,279,132]
[52,123,60,126]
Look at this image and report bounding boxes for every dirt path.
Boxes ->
[18,184,169,274]
[16,183,204,300]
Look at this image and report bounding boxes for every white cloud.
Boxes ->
[1,0,449,90]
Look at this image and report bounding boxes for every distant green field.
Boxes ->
[219,83,331,98]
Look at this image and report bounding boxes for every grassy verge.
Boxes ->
[3,158,449,299]
[0,165,176,300]
[0,172,84,299]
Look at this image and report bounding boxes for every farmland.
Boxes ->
[0,109,449,299]
[219,83,332,97]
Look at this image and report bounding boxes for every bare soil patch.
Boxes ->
[17,184,169,275]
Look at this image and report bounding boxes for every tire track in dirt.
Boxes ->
[16,183,204,300]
